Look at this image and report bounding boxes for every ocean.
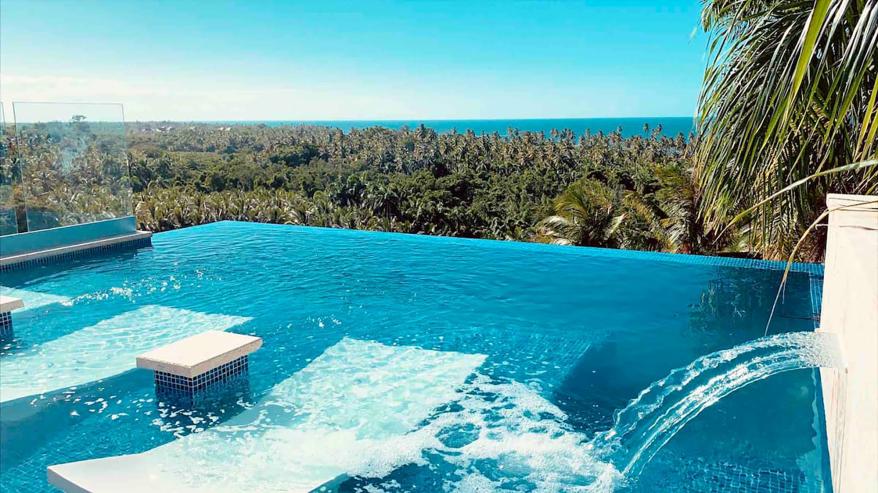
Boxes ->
[206,117,695,138]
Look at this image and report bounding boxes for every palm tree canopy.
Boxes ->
[697,0,877,260]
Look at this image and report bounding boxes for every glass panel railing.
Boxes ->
[12,102,132,232]
[0,103,23,236]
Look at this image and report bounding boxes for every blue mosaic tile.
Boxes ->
[154,355,249,398]
[0,311,12,339]
[643,456,826,493]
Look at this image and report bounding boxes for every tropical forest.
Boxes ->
[1,0,876,262]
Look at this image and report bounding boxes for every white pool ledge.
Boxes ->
[136,330,261,378]
[0,295,25,312]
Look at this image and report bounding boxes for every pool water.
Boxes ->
[0,221,828,492]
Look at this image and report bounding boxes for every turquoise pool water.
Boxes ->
[0,221,827,492]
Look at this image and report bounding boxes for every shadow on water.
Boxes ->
[688,268,817,336]
[550,266,832,490]
[553,267,817,430]
[0,247,152,286]
[0,301,139,354]
[0,369,253,473]
[1,370,153,472]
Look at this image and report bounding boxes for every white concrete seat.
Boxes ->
[137,330,261,378]
[0,295,24,312]
[137,330,262,396]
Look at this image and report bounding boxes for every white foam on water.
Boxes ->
[399,374,621,492]
[0,286,71,311]
[50,338,488,493]
[50,338,624,493]
[0,305,251,402]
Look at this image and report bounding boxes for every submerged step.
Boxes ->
[137,330,261,397]
[48,338,487,493]
[0,295,24,338]
[0,306,252,402]
[0,287,70,312]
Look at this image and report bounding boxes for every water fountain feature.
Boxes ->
[593,331,844,481]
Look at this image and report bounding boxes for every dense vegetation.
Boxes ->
[128,123,728,254]
[3,1,875,262]
[698,0,877,259]
[124,1,878,260]
[0,119,131,235]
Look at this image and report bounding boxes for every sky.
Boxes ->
[0,0,707,121]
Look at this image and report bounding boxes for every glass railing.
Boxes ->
[9,102,132,233]
[0,103,22,236]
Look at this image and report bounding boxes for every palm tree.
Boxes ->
[697,0,877,260]
[534,178,623,247]
[653,162,722,254]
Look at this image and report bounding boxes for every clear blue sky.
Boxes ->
[0,0,706,121]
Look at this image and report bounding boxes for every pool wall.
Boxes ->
[817,194,878,493]
[0,216,151,271]
[0,216,136,257]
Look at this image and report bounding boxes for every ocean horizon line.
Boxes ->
[136,116,695,123]
[132,116,695,138]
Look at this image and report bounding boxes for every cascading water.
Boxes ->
[344,331,845,492]
[590,331,844,481]
[336,331,844,492]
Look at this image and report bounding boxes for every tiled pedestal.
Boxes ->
[0,296,24,339]
[137,330,261,402]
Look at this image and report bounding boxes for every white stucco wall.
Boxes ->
[817,194,877,493]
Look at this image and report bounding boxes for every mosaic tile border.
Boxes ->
[536,243,826,275]
[0,235,152,273]
[154,355,249,396]
[697,462,813,493]
[0,311,12,338]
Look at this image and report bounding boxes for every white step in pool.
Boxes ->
[0,306,251,402]
[48,338,487,493]
[0,295,25,312]
[0,287,69,312]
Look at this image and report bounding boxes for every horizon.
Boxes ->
[0,0,706,121]
[141,115,695,123]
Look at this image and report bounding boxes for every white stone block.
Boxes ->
[0,295,24,312]
[136,330,261,378]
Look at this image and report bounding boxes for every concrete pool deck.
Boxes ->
[817,194,877,493]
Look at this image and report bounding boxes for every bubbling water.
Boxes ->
[403,374,623,492]
[321,332,842,492]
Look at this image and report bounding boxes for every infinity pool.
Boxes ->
[0,221,828,492]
